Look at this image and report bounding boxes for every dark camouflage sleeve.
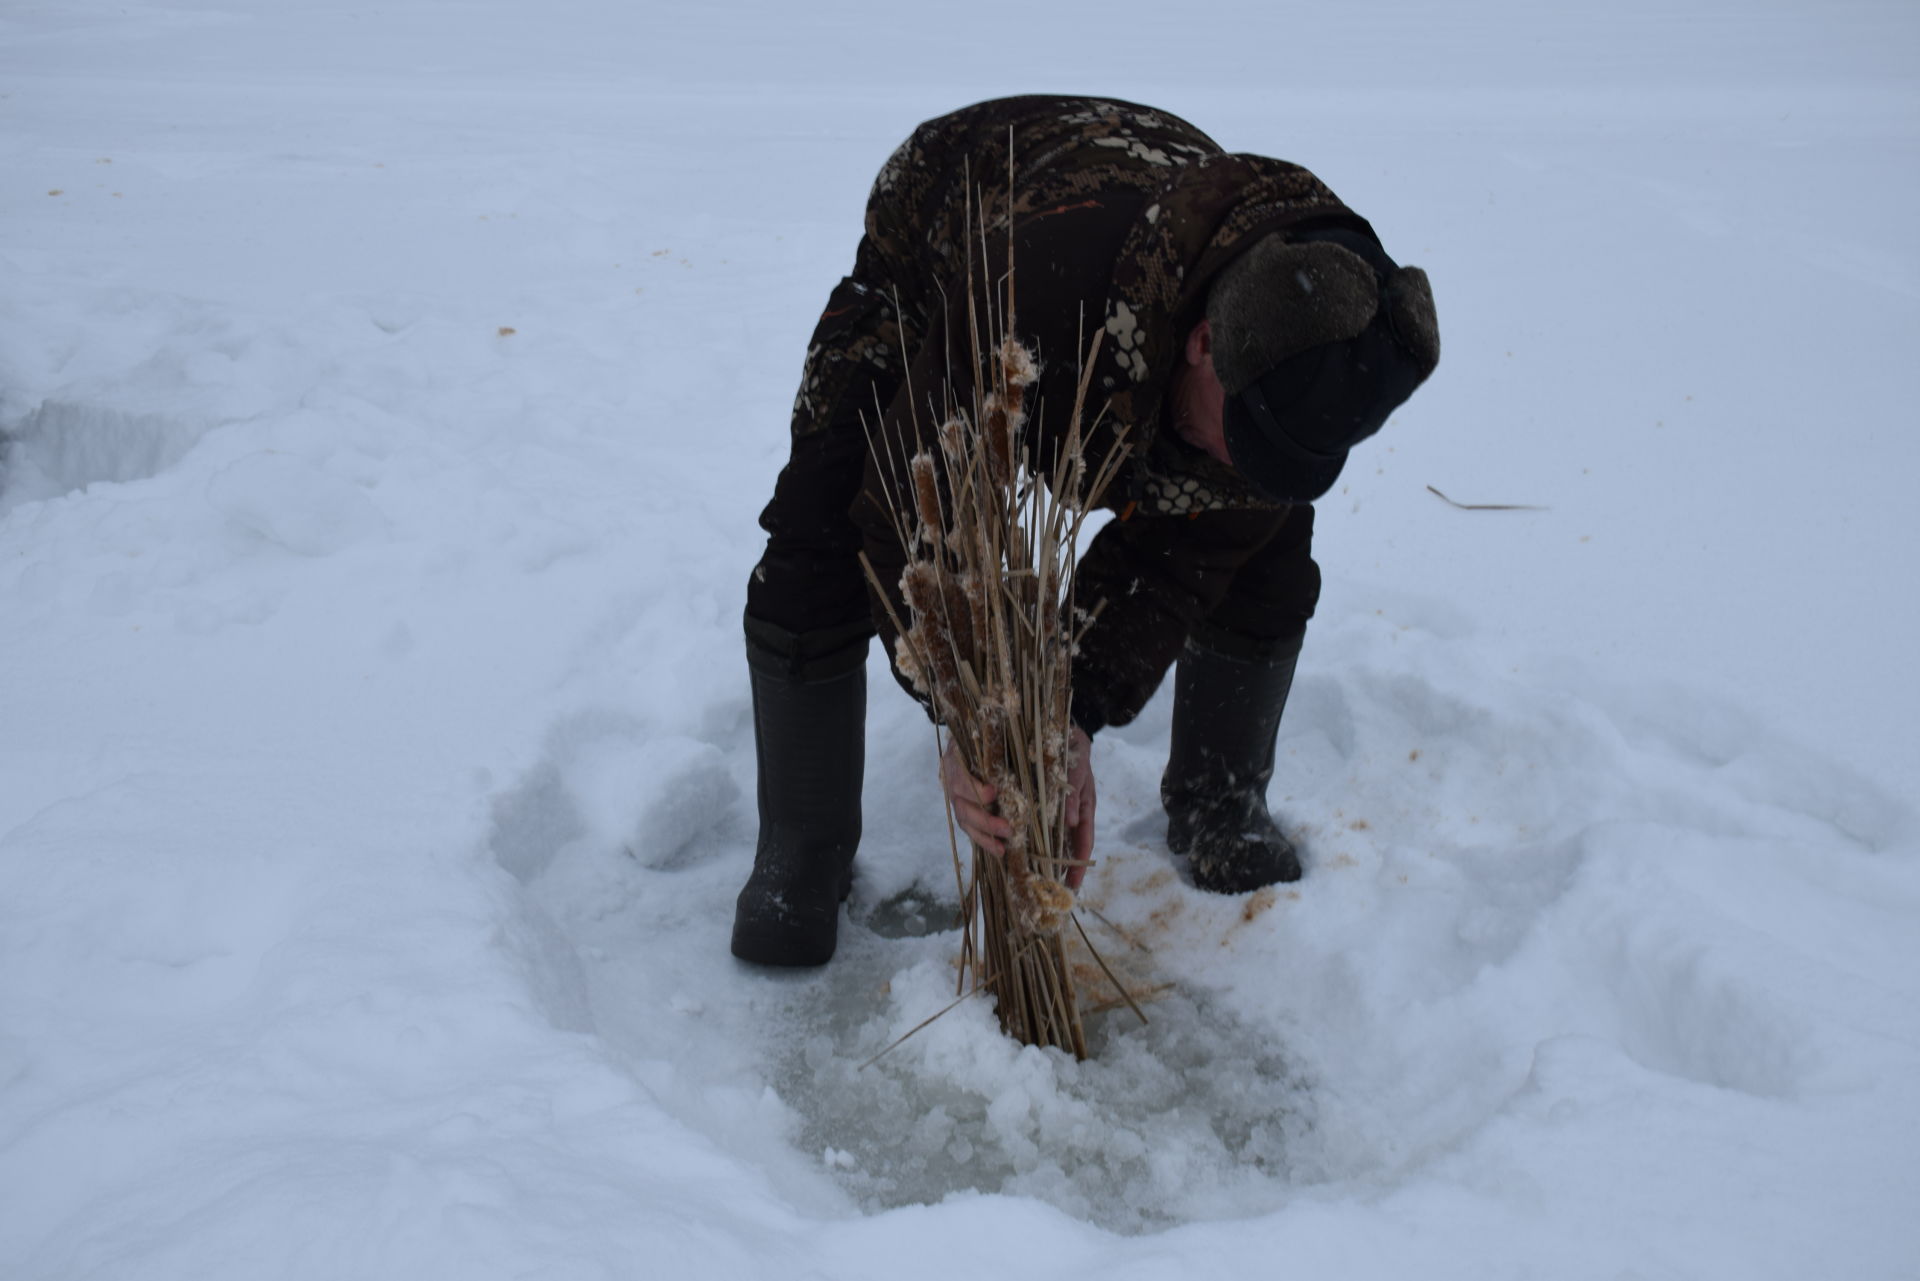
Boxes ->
[1067,504,1290,734]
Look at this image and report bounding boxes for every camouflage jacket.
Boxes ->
[846,96,1374,732]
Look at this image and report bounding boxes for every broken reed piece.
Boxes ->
[1426,484,1548,512]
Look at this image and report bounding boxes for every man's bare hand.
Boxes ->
[940,727,1097,891]
[1062,726,1095,889]
[940,738,1012,856]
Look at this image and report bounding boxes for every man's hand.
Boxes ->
[940,727,1097,890]
[940,738,1012,857]
[1063,726,1095,888]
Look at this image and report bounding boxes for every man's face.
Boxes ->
[1174,319,1233,466]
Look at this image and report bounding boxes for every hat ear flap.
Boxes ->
[1383,266,1440,379]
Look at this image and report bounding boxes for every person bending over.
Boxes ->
[734,96,1439,967]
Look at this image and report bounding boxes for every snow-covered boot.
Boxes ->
[731,617,867,966]
[1161,629,1304,893]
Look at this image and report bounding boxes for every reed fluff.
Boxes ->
[862,167,1129,1058]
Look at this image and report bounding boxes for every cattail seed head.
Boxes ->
[1000,336,1037,389]
[901,560,940,618]
[980,705,1006,779]
[1018,878,1075,935]
[962,570,990,638]
[916,620,963,710]
[938,412,967,462]
[982,392,1013,489]
[941,575,976,670]
[1041,726,1065,791]
[910,452,943,547]
[996,786,1030,853]
[893,636,929,696]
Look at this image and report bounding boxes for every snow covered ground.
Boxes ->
[4,1,1918,1276]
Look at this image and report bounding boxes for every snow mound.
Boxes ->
[490,712,742,886]
[206,451,389,556]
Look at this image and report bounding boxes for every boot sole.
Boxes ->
[730,926,837,967]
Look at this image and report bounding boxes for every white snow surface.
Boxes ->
[4,2,1919,1277]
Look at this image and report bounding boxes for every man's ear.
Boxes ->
[1186,317,1213,366]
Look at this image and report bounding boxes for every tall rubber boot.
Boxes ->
[1161,628,1305,893]
[731,617,868,966]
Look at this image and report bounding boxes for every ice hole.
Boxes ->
[1,399,216,511]
[856,887,961,940]
[770,937,1318,1234]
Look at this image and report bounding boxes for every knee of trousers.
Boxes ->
[1199,511,1321,655]
[745,540,874,641]
[1197,574,1317,661]
[744,610,873,683]
[1188,617,1307,666]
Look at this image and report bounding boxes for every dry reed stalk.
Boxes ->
[860,148,1131,1058]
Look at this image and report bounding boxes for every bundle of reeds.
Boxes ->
[861,172,1130,1056]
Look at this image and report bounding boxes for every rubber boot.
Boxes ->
[730,618,868,966]
[1161,628,1305,893]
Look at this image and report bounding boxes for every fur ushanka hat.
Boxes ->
[1206,226,1439,502]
